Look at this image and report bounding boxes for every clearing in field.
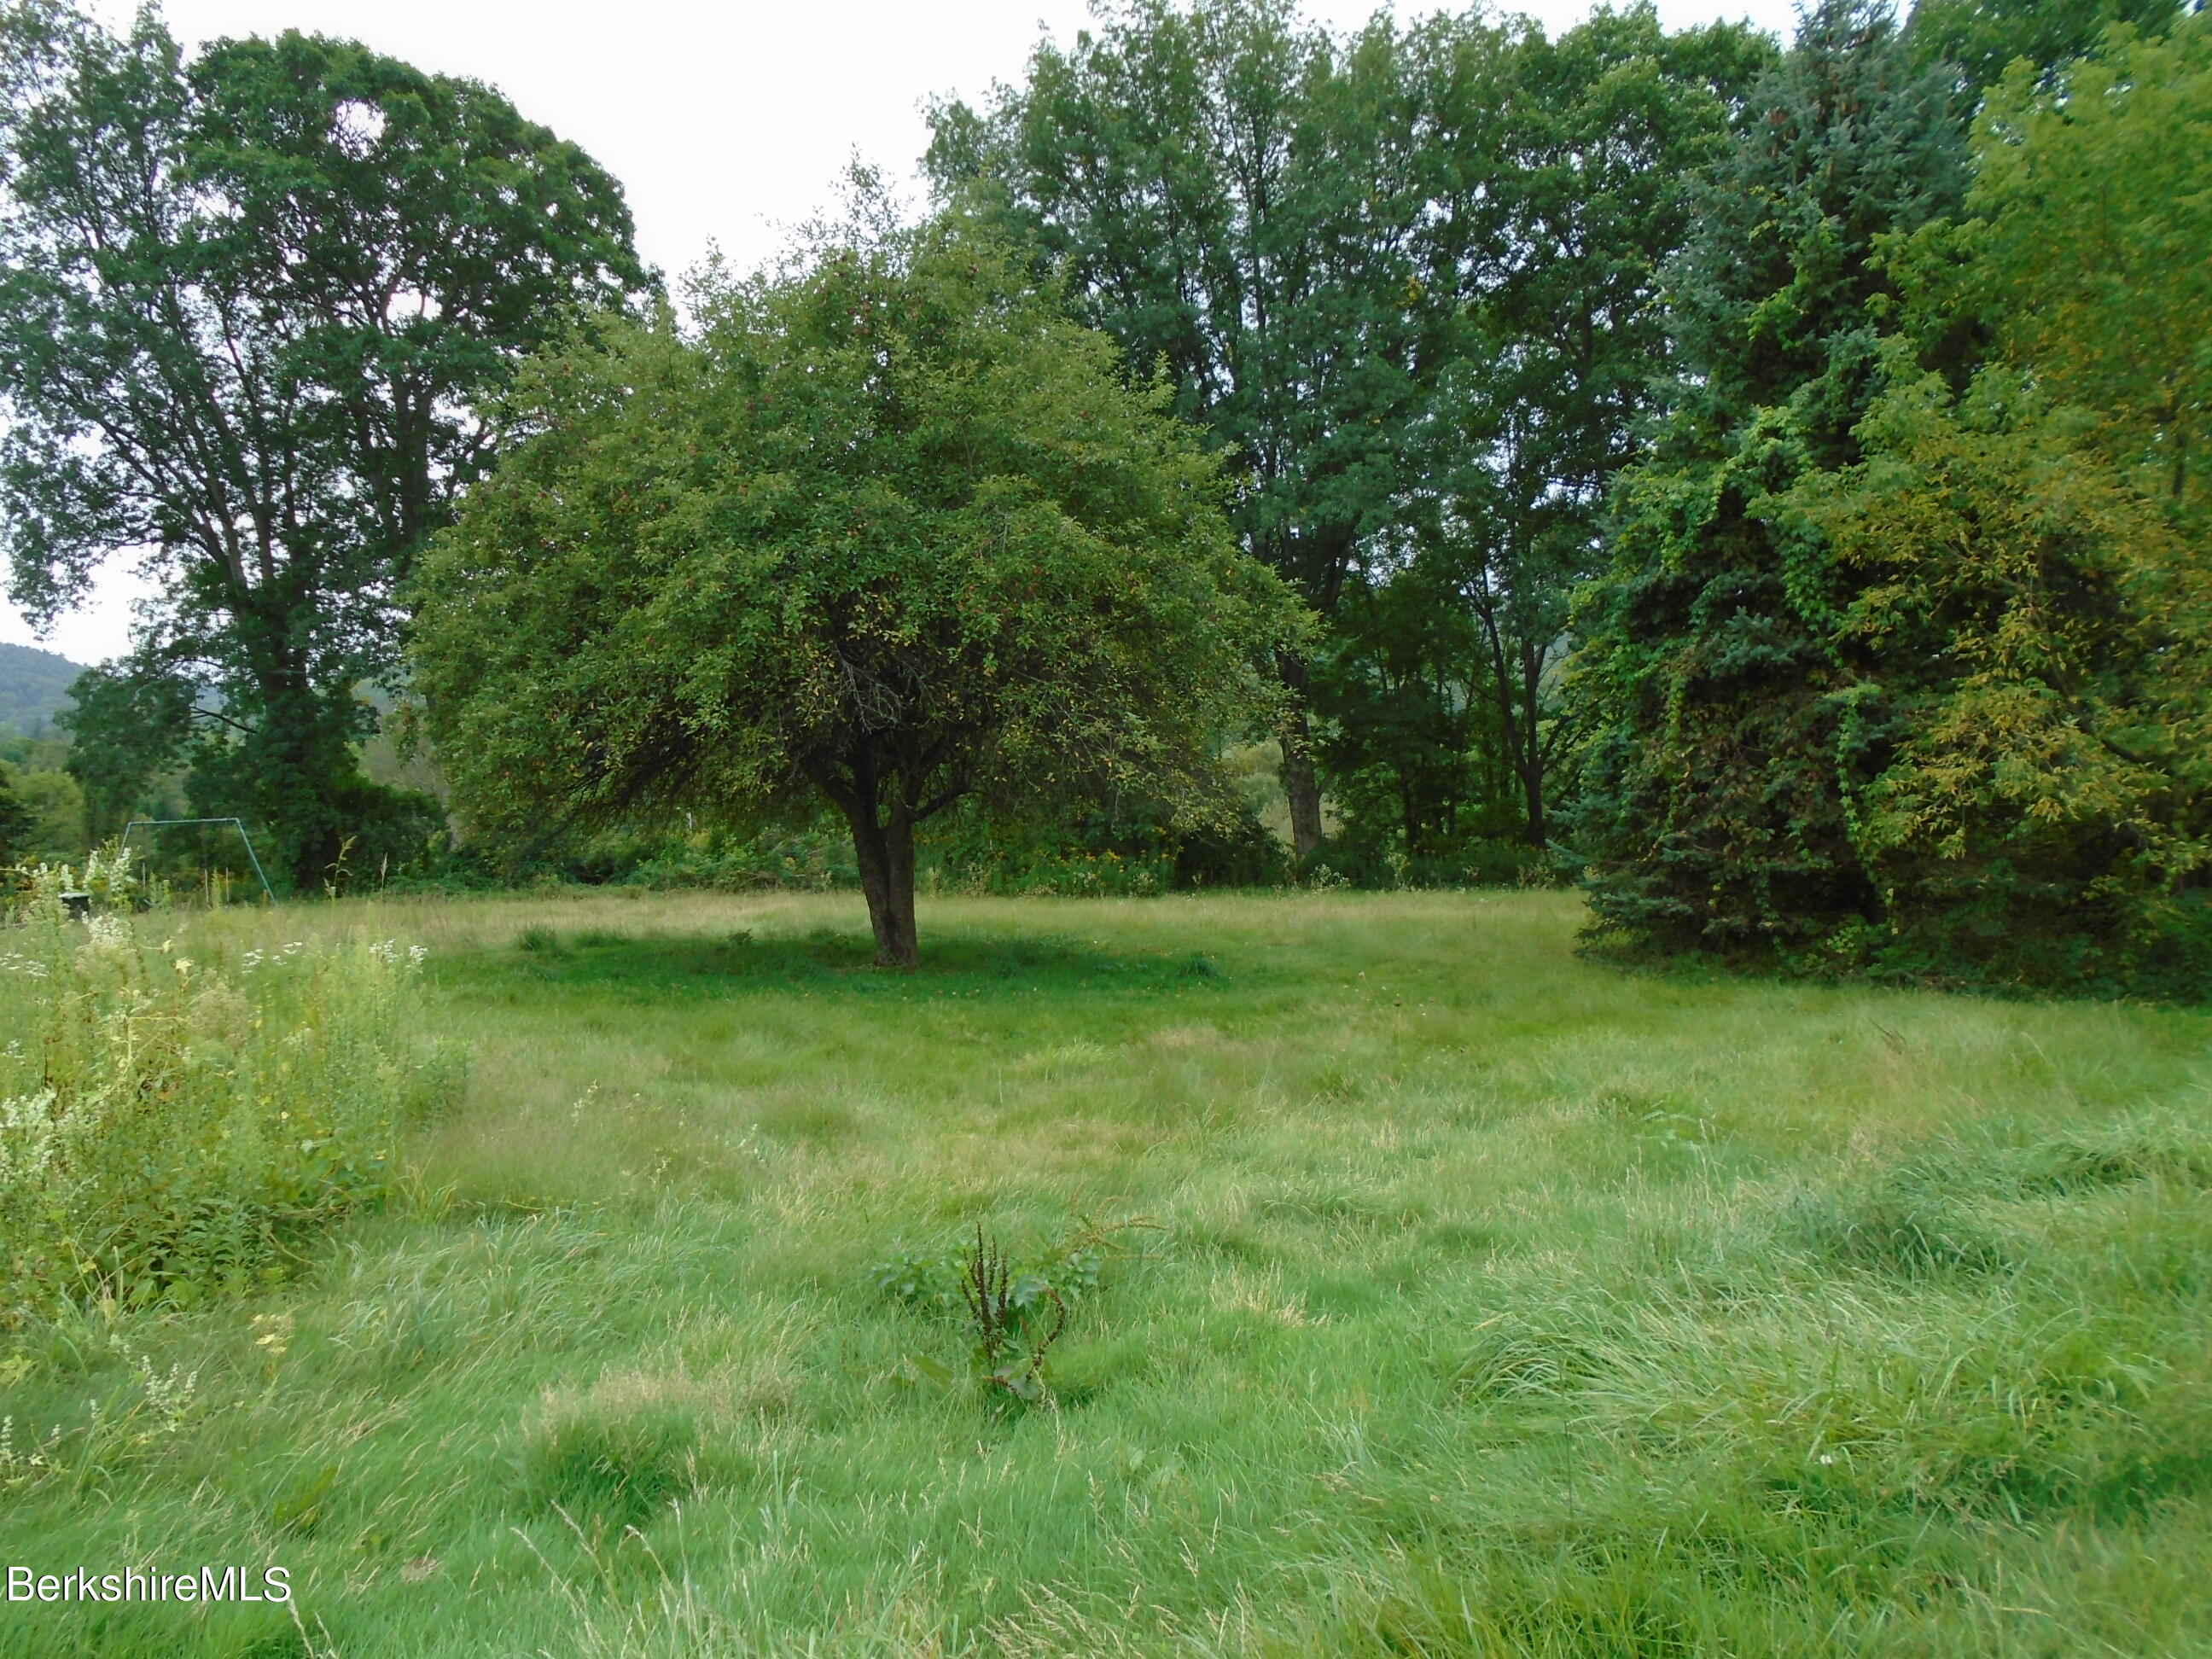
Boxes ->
[3,889,2209,1657]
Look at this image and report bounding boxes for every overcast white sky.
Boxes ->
[4,0,1800,666]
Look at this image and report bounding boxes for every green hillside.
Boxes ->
[0,640,80,733]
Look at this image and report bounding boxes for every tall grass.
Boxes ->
[0,888,2204,1656]
[0,857,456,1323]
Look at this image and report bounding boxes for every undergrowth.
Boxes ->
[0,857,457,1324]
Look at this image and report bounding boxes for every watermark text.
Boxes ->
[7,1565,290,1604]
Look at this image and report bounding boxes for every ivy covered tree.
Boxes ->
[0,3,649,888]
[1573,1,2210,990]
[1778,356,2211,988]
[1773,8,2212,989]
[1567,0,1967,958]
[409,220,1305,967]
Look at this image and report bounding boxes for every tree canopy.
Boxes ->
[0,1,649,886]
[928,0,1774,871]
[410,220,1306,964]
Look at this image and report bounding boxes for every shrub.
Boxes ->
[931,798,1288,896]
[392,817,861,895]
[0,858,457,1323]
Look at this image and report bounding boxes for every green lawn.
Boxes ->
[3,888,2209,1656]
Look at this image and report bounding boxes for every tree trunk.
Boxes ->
[1519,641,1547,849]
[845,801,920,969]
[1281,736,1324,862]
[1276,655,1325,860]
[238,622,349,892]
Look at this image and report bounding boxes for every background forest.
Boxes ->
[2,0,2207,995]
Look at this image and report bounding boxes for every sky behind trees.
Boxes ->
[3,0,1799,663]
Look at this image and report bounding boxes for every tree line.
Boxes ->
[2,0,2204,987]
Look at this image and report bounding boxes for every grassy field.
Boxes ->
[3,888,2209,1657]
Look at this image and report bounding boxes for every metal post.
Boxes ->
[119,818,277,905]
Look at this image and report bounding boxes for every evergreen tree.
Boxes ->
[1568,0,1966,958]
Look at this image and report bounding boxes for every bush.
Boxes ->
[0,855,457,1323]
[393,816,860,895]
[932,799,1288,895]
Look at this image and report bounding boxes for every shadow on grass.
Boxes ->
[447,925,1237,1001]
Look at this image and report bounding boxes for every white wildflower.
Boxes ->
[0,1092,60,1185]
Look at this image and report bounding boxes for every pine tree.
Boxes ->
[1566,0,1966,958]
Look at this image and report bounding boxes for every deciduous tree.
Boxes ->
[410,223,1304,965]
[1423,8,1772,851]
[0,3,648,887]
[927,0,1471,857]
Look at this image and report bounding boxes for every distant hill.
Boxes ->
[0,641,82,734]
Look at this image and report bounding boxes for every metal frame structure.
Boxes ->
[119,816,276,904]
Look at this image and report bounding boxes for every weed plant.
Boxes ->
[874,1219,1136,1403]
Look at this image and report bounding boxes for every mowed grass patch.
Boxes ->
[0,889,2206,1657]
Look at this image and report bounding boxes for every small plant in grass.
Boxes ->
[959,1226,1066,1403]
[872,1218,1143,1404]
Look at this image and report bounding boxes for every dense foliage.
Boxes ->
[1568,0,1968,959]
[0,756,32,864]
[929,1,1773,868]
[1,0,2202,995]
[1571,0,2210,992]
[410,218,1304,964]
